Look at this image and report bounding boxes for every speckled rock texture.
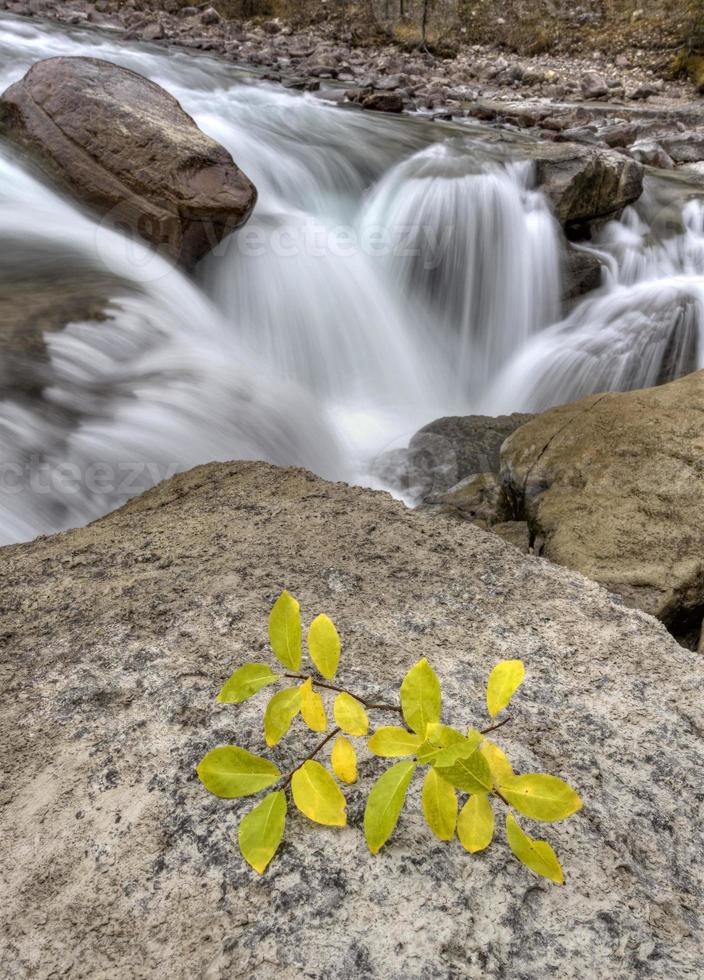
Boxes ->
[1,461,702,978]
[0,57,257,268]
[501,371,704,643]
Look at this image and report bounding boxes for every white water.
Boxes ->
[0,14,703,543]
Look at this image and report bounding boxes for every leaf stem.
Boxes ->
[283,673,402,714]
[280,726,341,790]
[480,716,511,735]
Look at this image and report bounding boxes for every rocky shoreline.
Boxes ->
[5,0,704,177]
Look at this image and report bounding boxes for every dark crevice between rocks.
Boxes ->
[663,604,704,652]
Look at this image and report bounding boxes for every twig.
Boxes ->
[480,716,511,736]
[283,673,402,713]
[280,727,341,789]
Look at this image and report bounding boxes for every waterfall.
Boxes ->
[359,144,561,394]
[484,199,704,413]
[0,12,703,544]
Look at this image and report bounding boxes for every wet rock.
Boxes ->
[200,6,220,26]
[501,371,704,643]
[599,122,638,148]
[0,460,702,977]
[141,21,165,42]
[407,413,534,499]
[629,82,661,100]
[524,142,644,233]
[360,91,404,113]
[0,57,257,269]
[659,133,704,164]
[580,71,608,99]
[562,245,603,302]
[629,140,674,169]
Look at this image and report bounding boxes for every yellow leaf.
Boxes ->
[368,726,422,757]
[421,768,457,841]
[364,760,416,855]
[299,678,327,733]
[433,741,492,794]
[499,774,582,822]
[217,663,279,704]
[238,790,286,874]
[331,735,357,784]
[400,658,441,737]
[291,760,346,827]
[333,692,369,736]
[486,659,525,718]
[505,812,564,884]
[457,794,494,853]
[196,746,281,798]
[307,614,341,679]
[263,687,301,747]
[269,590,302,671]
[480,740,514,786]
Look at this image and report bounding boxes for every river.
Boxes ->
[0,12,703,544]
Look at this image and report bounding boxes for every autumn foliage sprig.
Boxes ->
[197,591,582,881]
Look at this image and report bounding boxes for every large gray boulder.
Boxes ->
[0,57,257,268]
[1,461,702,977]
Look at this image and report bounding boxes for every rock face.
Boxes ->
[407,413,535,498]
[0,57,257,268]
[1,461,702,977]
[501,371,704,645]
[526,141,644,234]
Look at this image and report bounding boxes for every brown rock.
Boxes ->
[0,57,257,268]
[501,372,704,644]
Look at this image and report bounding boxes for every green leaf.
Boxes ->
[416,740,444,765]
[421,768,457,841]
[217,663,279,704]
[486,659,525,718]
[368,726,422,758]
[364,760,416,855]
[299,678,327,733]
[291,760,346,826]
[264,687,301,747]
[307,614,341,680]
[505,812,564,884]
[425,723,467,748]
[457,794,494,853]
[400,658,441,737]
[269,590,302,671]
[422,726,483,768]
[499,774,582,822]
[331,734,357,784]
[433,741,492,794]
[480,740,514,786]
[333,692,369,736]
[196,746,281,798]
[238,790,286,874]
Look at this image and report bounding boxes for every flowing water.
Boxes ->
[0,13,703,544]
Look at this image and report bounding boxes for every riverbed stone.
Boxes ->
[501,371,704,644]
[0,57,257,268]
[0,460,702,977]
[524,141,644,233]
[407,413,535,498]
